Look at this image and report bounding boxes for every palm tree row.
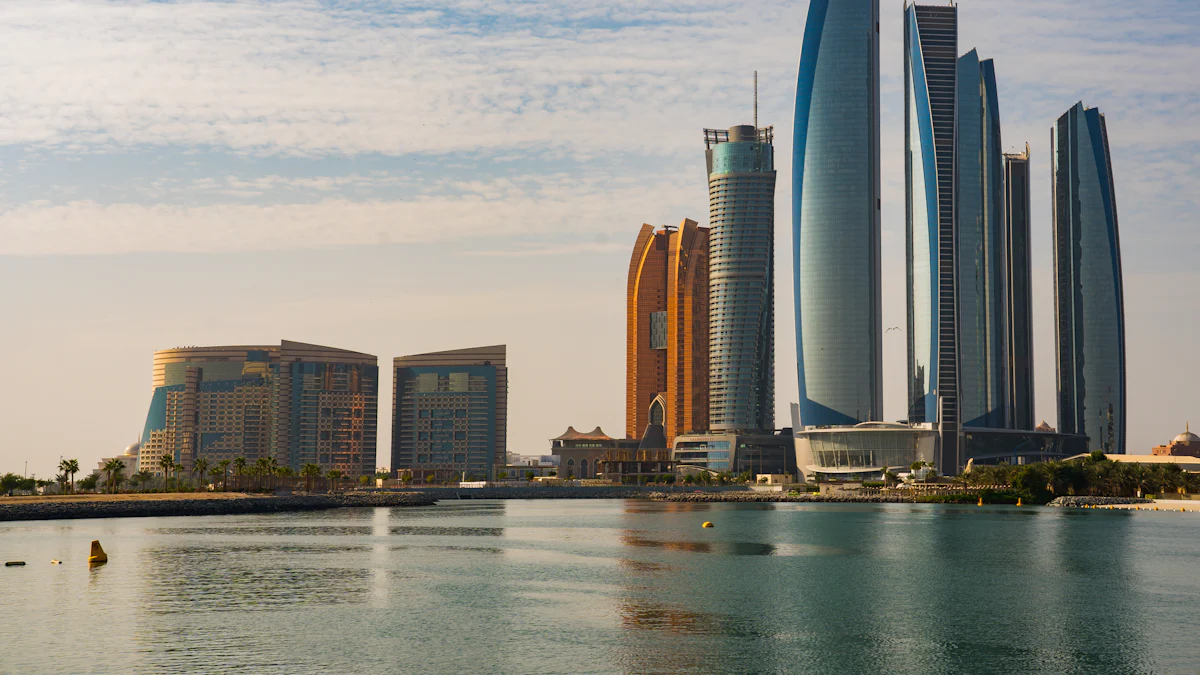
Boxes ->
[962,451,1200,500]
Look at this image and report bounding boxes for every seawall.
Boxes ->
[0,492,437,523]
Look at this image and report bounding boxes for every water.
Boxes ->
[2,500,1198,674]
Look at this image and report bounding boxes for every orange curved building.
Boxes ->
[626,219,709,446]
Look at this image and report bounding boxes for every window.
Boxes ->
[649,311,668,349]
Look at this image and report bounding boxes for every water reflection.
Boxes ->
[621,532,777,556]
[153,525,374,537]
[388,526,504,537]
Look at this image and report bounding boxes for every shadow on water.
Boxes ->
[389,526,504,537]
[153,525,374,537]
[620,533,776,556]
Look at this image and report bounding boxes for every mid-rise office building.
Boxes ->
[1053,102,1127,453]
[956,50,1007,429]
[1005,145,1036,431]
[792,0,882,427]
[391,345,508,480]
[139,341,379,477]
[626,220,709,447]
[905,1,960,469]
[705,124,776,432]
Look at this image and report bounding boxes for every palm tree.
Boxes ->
[133,469,153,492]
[58,459,72,493]
[193,458,210,491]
[159,455,175,490]
[61,458,80,493]
[55,472,69,494]
[209,466,223,489]
[217,459,232,491]
[233,456,247,490]
[300,463,322,492]
[326,469,344,493]
[103,458,126,494]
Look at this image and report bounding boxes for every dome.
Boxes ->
[1173,426,1199,445]
[124,442,141,457]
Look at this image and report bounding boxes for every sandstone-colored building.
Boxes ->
[1151,425,1200,458]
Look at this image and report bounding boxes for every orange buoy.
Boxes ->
[702,521,714,529]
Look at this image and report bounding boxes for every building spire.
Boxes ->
[753,70,758,130]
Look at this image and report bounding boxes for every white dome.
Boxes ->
[124,442,141,456]
[1173,431,1199,445]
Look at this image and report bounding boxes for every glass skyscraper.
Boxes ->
[1005,145,1035,431]
[792,0,882,428]
[955,50,1007,429]
[905,2,959,467]
[705,125,776,432]
[1053,103,1126,453]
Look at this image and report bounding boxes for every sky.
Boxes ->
[1,0,1198,479]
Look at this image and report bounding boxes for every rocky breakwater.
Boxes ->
[0,492,437,523]
[650,491,914,504]
[1046,496,1153,507]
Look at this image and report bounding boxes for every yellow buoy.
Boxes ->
[702,521,714,529]
[50,559,61,565]
[977,498,983,506]
[88,540,108,564]
[1016,498,1023,507]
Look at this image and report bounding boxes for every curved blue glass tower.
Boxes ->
[956,51,1008,428]
[706,125,776,432]
[1053,102,1126,453]
[793,0,881,427]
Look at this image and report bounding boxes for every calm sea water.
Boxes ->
[1,500,1198,674]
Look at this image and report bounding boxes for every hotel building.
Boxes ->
[1053,102,1127,453]
[139,341,379,477]
[705,124,776,433]
[792,0,883,427]
[391,345,508,481]
[626,219,709,447]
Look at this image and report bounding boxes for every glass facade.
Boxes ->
[706,126,776,432]
[1005,147,1036,431]
[904,3,958,429]
[1053,103,1126,453]
[955,51,1008,429]
[394,365,498,477]
[792,0,882,427]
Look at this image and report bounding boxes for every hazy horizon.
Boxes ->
[1,0,1197,479]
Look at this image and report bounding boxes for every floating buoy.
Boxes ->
[50,560,61,565]
[1016,498,1023,507]
[5,561,25,567]
[977,498,983,506]
[88,540,108,564]
[702,521,714,529]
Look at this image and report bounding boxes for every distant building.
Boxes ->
[391,345,508,481]
[550,426,637,480]
[1053,102,1126,453]
[626,220,709,447]
[792,0,883,427]
[1005,145,1036,431]
[673,431,796,477]
[1151,426,1200,458]
[705,124,776,433]
[140,341,379,477]
[92,442,141,481]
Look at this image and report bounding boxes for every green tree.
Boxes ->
[193,458,210,491]
[159,455,176,490]
[103,458,126,493]
[55,472,69,494]
[233,456,247,489]
[217,459,232,491]
[59,458,80,493]
[525,471,535,481]
[78,474,99,492]
[327,469,344,492]
[133,469,153,492]
[300,463,322,492]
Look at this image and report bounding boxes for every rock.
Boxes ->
[1046,496,1153,508]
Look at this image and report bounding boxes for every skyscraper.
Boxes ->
[1053,103,1126,453]
[139,341,379,477]
[391,345,508,480]
[626,219,709,446]
[905,2,959,467]
[1005,145,1035,431]
[705,124,776,432]
[792,0,882,427]
[955,50,1007,429]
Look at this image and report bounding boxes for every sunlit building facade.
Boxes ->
[391,345,508,481]
[705,124,776,432]
[139,341,379,477]
[1053,102,1126,453]
[626,220,709,447]
[792,0,882,427]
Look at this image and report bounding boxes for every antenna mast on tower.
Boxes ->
[754,70,758,130]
